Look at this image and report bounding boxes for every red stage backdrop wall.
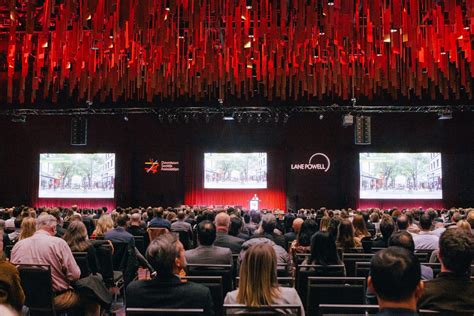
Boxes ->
[184,149,286,210]
[32,198,116,210]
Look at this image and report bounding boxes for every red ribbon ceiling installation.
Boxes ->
[0,0,473,104]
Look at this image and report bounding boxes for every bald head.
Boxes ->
[131,213,141,223]
[292,218,304,233]
[215,212,230,231]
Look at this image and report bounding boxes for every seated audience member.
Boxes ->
[91,215,114,239]
[127,213,147,237]
[63,221,100,275]
[0,220,8,250]
[336,219,361,251]
[285,217,304,243]
[289,219,318,259]
[418,228,474,312]
[11,215,99,315]
[353,214,371,240]
[318,216,330,232]
[0,250,24,311]
[7,218,22,244]
[225,243,305,315]
[214,212,245,254]
[373,215,395,248]
[229,216,250,241]
[396,215,410,232]
[467,210,474,234]
[368,247,424,316]
[4,208,20,231]
[240,234,290,273]
[246,211,261,235]
[389,232,433,280]
[170,211,193,235]
[370,212,381,234]
[126,233,214,314]
[147,207,171,230]
[18,217,35,241]
[105,214,134,245]
[302,231,345,275]
[252,214,286,249]
[412,213,439,250]
[50,208,66,237]
[185,220,232,265]
[456,220,473,236]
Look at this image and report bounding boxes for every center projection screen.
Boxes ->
[359,153,442,199]
[39,153,115,198]
[204,153,267,189]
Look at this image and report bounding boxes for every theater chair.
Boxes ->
[306,277,366,315]
[183,276,224,316]
[18,264,75,316]
[235,276,293,288]
[72,252,91,278]
[223,304,302,315]
[317,304,441,316]
[342,253,374,276]
[186,264,233,295]
[125,307,204,315]
[295,264,346,309]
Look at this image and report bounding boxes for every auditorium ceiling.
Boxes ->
[0,0,473,107]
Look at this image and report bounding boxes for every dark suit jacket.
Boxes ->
[105,227,135,245]
[126,275,214,315]
[148,217,171,230]
[185,245,232,265]
[214,232,245,254]
[418,272,474,312]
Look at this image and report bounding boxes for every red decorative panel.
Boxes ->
[0,0,472,104]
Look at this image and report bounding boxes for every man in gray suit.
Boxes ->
[185,220,232,265]
[214,212,245,254]
[171,211,193,234]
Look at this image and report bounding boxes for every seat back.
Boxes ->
[235,277,293,288]
[318,304,379,315]
[147,228,169,241]
[414,251,430,263]
[72,252,90,278]
[94,242,115,287]
[183,276,223,316]
[173,230,193,250]
[342,253,374,276]
[355,262,371,278]
[17,264,55,313]
[133,236,146,256]
[186,264,233,294]
[307,277,366,315]
[223,304,302,316]
[296,264,346,308]
[126,307,204,315]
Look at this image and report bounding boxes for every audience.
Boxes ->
[412,213,439,250]
[372,215,395,248]
[302,231,345,275]
[252,213,286,249]
[214,212,245,254]
[63,221,100,275]
[147,207,171,230]
[369,247,424,315]
[18,217,35,241]
[224,243,304,315]
[418,228,474,312]
[104,214,134,245]
[336,219,361,251]
[353,214,371,240]
[91,215,114,238]
[126,233,214,314]
[185,220,232,265]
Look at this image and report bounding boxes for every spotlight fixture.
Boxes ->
[11,114,26,123]
[274,113,279,123]
[282,113,289,124]
[319,114,324,120]
[438,110,453,120]
[247,113,253,123]
[342,114,354,127]
[246,0,252,9]
[183,114,189,123]
[205,113,210,123]
[123,115,129,122]
[327,0,334,6]
[256,113,262,123]
[158,114,164,123]
[223,113,234,121]
[236,113,243,123]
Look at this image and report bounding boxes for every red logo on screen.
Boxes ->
[144,160,160,174]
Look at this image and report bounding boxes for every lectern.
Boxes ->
[249,194,260,211]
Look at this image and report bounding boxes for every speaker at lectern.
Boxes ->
[249,194,260,211]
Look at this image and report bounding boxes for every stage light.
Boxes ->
[236,113,243,123]
[223,113,234,121]
[283,113,289,124]
[256,113,262,123]
[438,110,453,120]
[319,114,324,120]
[183,114,189,123]
[274,113,279,123]
[246,0,252,9]
[342,114,354,127]
[158,114,164,123]
[205,113,210,123]
[247,113,253,123]
[123,115,129,122]
[11,114,26,123]
[328,0,334,6]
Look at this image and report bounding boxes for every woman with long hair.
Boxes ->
[63,221,99,275]
[302,231,346,276]
[18,217,36,241]
[319,216,331,232]
[224,243,305,314]
[91,215,114,238]
[352,214,371,240]
[336,219,361,251]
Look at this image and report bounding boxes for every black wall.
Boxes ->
[1,112,473,209]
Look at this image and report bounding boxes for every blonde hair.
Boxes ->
[237,243,280,306]
[19,217,36,240]
[319,216,331,232]
[456,220,472,236]
[93,215,114,237]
